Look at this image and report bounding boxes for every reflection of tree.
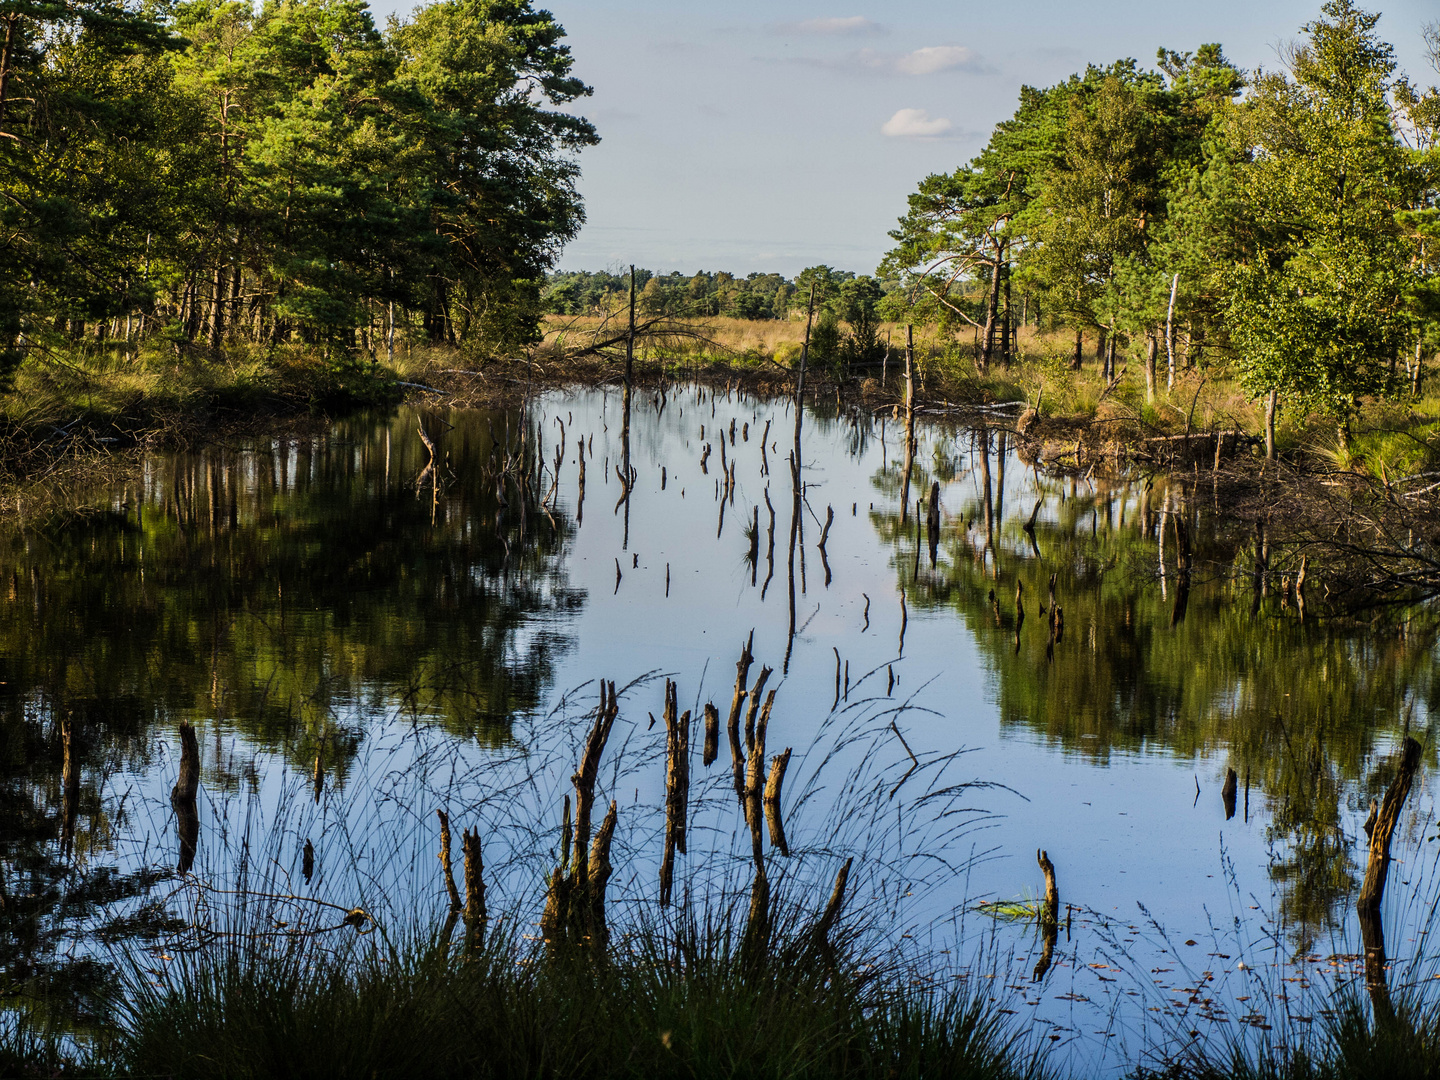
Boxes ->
[872,431,1439,938]
[0,702,173,1023]
[0,405,582,1018]
[0,407,579,766]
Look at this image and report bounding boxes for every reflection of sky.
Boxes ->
[21,387,1439,1076]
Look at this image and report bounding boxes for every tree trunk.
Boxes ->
[1413,341,1425,398]
[1070,328,1082,372]
[426,277,448,344]
[1265,389,1277,461]
[0,14,17,129]
[1001,244,1012,367]
[1144,333,1157,403]
[228,259,242,342]
[625,264,636,392]
[1165,272,1178,390]
[209,265,226,349]
[978,242,1002,375]
[901,324,915,525]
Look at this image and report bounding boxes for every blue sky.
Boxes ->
[378,0,1438,277]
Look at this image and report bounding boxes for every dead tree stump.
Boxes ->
[462,828,486,951]
[764,748,791,857]
[172,722,201,874]
[1357,736,1422,1025]
[1034,849,1059,981]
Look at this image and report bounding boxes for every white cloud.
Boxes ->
[895,45,980,75]
[880,108,955,139]
[858,44,984,75]
[779,16,884,36]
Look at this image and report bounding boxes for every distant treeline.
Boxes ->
[542,267,906,322]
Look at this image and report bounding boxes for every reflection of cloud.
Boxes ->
[881,108,956,139]
[859,45,985,75]
[776,16,884,35]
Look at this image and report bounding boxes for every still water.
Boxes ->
[3,384,1437,1071]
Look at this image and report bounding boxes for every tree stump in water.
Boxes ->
[660,680,691,906]
[172,722,201,873]
[541,682,621,952]
[1034,849,1059,981]
[702,703,720,767]
[764,748,791,857]
[172,722,200,809]
[1359,737,1422,915]
[1357,736,1422,1025]
[462,828,486,951]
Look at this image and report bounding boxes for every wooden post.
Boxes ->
[926,480,940,567]
[1033,849,1059,980]
[59,715,79,857]
[436,809,462,912]
[794,282,815,470]
[764,748,791,857]
[1222,768,1238,820]
[744,689,776,868]
[901,325,915,525]
[726,634,755,802]
[462,828,486,949]
[587,800,618,949]
[625,265,636,397]
[172,722,200,808]
[702,702,720,767]
[173,722,200,874]
[660,679,691,906]
[743,668,773,763]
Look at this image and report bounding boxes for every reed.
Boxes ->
[109,890,1044,1080]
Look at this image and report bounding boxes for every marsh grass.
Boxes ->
[105,890,1044,1080]
[0,657,1048,1078]
[1100,816,1440,1080]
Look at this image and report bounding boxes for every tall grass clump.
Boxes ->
[114,896,1043,1080]
[1136,990,1440,1080]
[24,652,1046,1080]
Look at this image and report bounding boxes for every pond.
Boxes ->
[3,383,1437,1073]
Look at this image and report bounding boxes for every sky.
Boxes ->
[375,0,1438,278]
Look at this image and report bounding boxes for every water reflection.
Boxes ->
[876,424,1439,947]
[1,386,1436,1038]
[0,405,579,1011]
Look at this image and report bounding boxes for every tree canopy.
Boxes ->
[0,0,597,378]
[881,1,1440,430]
